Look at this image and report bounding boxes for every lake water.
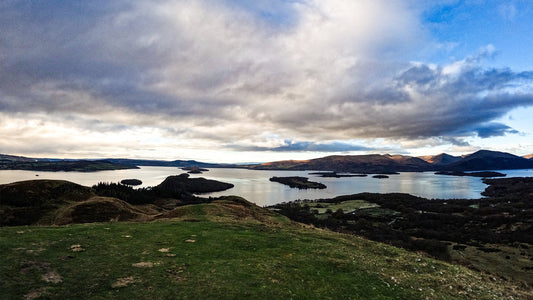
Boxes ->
[1,167,532,207]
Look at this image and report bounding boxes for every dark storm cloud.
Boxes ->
[472,123,519,138]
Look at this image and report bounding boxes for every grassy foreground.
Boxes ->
[1,201,529,299]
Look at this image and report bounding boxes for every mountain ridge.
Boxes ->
[1,149,533,173]
[249,150,533,173]
[418,153,462,165]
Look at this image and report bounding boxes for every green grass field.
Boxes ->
[1,201,530,299]
[306,199,380,214]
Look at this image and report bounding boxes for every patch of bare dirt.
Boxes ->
[111,276,136,288]
[41,271,62,283]
[70,244,84,252]
[132,262,154,268]
[24,287,49,300]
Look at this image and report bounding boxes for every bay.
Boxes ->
[0,167,532,207]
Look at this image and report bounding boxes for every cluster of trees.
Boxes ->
[91,182,197,205]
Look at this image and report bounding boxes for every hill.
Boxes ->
[270,177,533,287]
[0,154,138,172]
[249,154,433,173]
[106,158,233,168]
[0,180,94,225]
[442,150,533,171]
[1,199,530,298]
[0,174,234,226]
[0,154,38,162]
[525,154,533,159]
[249,150,533,173]
[418,153,462,165]
[1,176,532,298]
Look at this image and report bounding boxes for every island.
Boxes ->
[120,179,143,186]
[435,171,506,177]
[309,172,368,178]
[181,166,209,174]
[372,174,389,179]
[269,176,327,189]
[158,173,233,193]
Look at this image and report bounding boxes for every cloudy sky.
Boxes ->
[1,0,532,162]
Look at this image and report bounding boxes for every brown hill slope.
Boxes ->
[54,196,153,225]
[418,153,462,165]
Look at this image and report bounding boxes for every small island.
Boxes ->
[309,172,368,178]
[435,171,506,178]
[181,167,209,174]
[269,176,327,189]
[372,175,389,179]
[120,179,143,186]
[159,173,233,193]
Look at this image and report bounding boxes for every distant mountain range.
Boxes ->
[104,158,234,169]
[1,150,533,173]
[0,155,138,172]
[418,153,462,166]
[248,150,533,173]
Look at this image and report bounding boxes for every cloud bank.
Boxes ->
[0,0,532,158]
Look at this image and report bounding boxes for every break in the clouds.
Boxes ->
[1,0,532,160]
[226,140,378,153]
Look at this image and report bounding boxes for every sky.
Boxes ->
[1,0,532,163]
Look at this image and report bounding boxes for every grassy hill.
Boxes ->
[1,198,531,299]
[1,178,532,298]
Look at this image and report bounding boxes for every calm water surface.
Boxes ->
[1,167,532,206]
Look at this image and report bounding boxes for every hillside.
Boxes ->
[1,176,533,298]
[0,155,138,172]
[419,153,462,165]
[0,175,234,226]
[249,150,533,173]
[0,180,94,225]
[0,154,38,162]
[106,158,233,168]
[443,150,533,171]
[250,154,433,173]
[270,177,533,287]
[525,154,533,159]
[1,199,530,299]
